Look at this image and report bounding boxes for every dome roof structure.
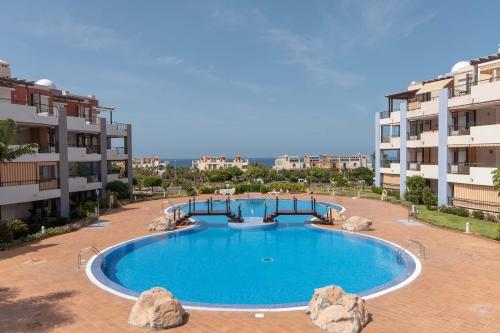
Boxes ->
[450,61,470,73]
[35,79,57,90]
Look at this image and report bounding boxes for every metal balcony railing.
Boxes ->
[381,160,399,168]
[448,123,474,136]
[448,162,497,175]
[380,111,390,119]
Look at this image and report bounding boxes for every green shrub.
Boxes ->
[405,176,426,204]
[422,188,437,207]
[371,186,383,194]
[440,206,470,217]
[185,187,197,196]
[71,205,87,219]
[387,189,400,198]
[485,214,498,222]
[0,219,29,242]
[107,180,129,198]
[267,182,306,193]
[471,210,485,220]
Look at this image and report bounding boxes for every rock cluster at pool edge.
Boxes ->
[306,285,369,333]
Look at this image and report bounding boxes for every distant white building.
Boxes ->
[275,154,372,171]
[192,155,249,171]
[273,155,305,171]
[133,156,168,172]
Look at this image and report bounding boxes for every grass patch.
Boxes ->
[415,205,500,240]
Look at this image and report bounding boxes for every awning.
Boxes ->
[448,143,500,148]
[479,61,500,73]
[417,78,453,94]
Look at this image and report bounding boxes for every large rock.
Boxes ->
[341,216,372,232]
[149,211,185,231]
[306,285,369,333]
[129,287,187,329]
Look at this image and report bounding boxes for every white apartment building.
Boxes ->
[0,59,132,220]
[375,48,500,212]
[273,155,304,171]
[192,155,249,171]
[275,154,372,171]
[132,156,168,171]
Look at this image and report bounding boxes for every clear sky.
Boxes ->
[1,1,499,158]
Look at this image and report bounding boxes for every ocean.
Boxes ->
[164,157,275,168]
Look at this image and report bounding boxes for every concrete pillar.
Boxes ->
[58,109,69,218]
[438,88,450,206]
[126,124,133,198]
[374,112,381,187]
[399,102,407,200]
[100,118,108,197]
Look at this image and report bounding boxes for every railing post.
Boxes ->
[293,196,297,213]
[311,196,314,211]
[188,199,191,215]
[193,197,196,213]
[264,203,267,220]
[275,196,279,213]
[207,199,210,213]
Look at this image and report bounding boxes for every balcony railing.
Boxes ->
[68,144,100,154]
[86,175,101,183]
[110,147,126,154]
[381,136,391,143]
[448,162,497,175]
[380,111,390,119]
[448,123,474,136]
[0,178,59,189]
[108,121,128,131]
[407,132,421,140]
[381,160,399,168]
[448,75,500,99]
[407,162,438,171]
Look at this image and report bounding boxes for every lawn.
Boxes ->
[415,205,500,240]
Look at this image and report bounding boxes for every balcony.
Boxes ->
[380,135,400,149]
[9,144,59,162]
[380,161,400,174]
[0,100,58,126]
[0,179,60,205]
[379,110,400,125]
[107,147,128,160]
[407,97,439,119]
[447,163,496,186]
[448,76,500,108]
[448,123,500,145]
[407,130,439,147]
[69,175,102,192]
[68,145,101,162]
[67,115,101,133]
[106,121,128,137]
[406,162,438,179]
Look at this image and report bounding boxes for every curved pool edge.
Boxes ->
[86,216,422,312]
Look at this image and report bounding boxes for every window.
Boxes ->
[39,165,56,180]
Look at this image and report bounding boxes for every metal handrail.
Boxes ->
[396,240,425,264]
[78,246,104,270]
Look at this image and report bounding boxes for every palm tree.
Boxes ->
[0,118,38,162]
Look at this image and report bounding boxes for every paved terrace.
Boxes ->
[0,194,499,333]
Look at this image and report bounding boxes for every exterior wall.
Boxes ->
[399,102,407,200]
[67,116,100,133]
[448,124,500,145]
[68,177,102,192]
[68,147,101,162]
[380,162,400,175]
[438,88,450,206]
[0,185,60,205]
[374,112,381,186]
[407,131,439,148]
[0,102,58,126]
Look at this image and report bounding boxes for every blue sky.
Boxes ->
[1,1,499,158]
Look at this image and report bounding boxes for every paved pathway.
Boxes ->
[0,194,499,332]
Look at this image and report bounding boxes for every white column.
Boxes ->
[374,112,381,187]
[438,88,450,206]
[399,102,407,199]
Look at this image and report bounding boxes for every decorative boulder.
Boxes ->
[341,216,372,232]
[129,287,187,329]
[306,285,369,333]
[149,211,185,231]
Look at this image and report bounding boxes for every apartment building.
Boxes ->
[192,155,249,171]
[132,156,168,172]
[276,154,372,171]
[375,47,500,212]
[273,155,304,171]
[0,59,132,220]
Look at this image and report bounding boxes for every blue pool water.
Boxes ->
[94,199,416,309]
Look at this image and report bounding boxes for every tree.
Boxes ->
[0,119,38,162]
[307,168,332,183]
[348,167,375,186]
[142,176,163,192]
[244,164,268,181]
[107,180,129,199]
[405,176,426,204]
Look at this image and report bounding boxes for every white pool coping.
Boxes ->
[86,200,421,312]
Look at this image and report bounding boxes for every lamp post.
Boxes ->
[96,189,100,222]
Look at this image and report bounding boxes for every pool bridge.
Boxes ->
[174,198,244,224]
[173,197,334,225]
[263,197,331,224]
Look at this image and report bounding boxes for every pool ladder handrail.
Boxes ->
[78,246,104,270]
[396,239,425,264]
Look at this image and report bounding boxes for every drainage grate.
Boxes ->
[261,257,274,263]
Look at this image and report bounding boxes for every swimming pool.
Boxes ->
[87,198,420,311]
